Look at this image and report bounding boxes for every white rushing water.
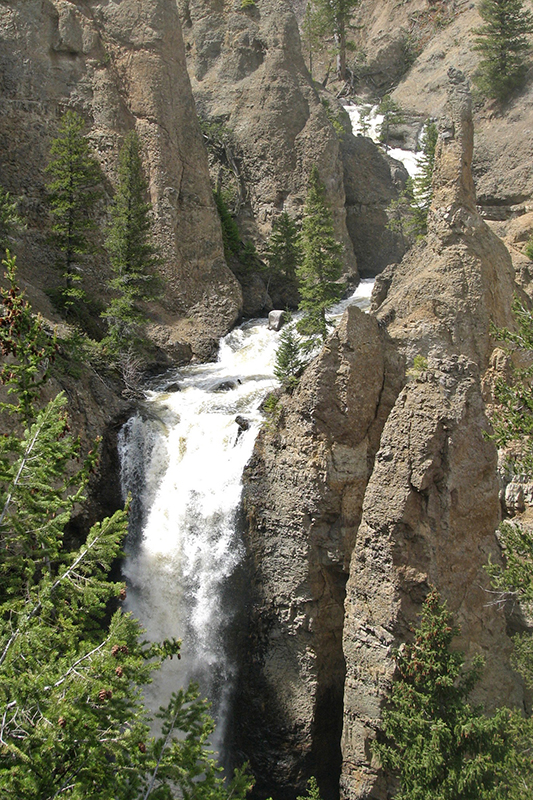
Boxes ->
[343,103,422,177]
[119,280,374,751]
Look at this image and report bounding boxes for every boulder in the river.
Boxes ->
[268,310,288,331]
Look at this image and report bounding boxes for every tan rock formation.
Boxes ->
[178,0,358,280]
[0,0,241,360]
[340,69,523,800]
[240,67,523,800]
[238,307,402,799]
[372,69,516,370]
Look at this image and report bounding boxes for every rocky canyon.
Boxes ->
[1,1,533,799]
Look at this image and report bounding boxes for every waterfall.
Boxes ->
[118,280,374,753]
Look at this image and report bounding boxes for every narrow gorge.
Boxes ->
[1,1,533,799]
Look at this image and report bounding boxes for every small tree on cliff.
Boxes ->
[314,0,359,81]
[296,166,344,342]
[263,212,302,296]
[103,131,161,354]
[375,590,512,800]
[473,0,533,102]
[409,121,438,238]
[46,110,102,310]
[274,323,304,391]
[0,188,24,252]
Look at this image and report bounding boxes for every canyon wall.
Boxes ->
[0,0,241,360]
[177,0,357,279]
[240,69,524,800]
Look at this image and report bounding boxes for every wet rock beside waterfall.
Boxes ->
[268,310,288,331]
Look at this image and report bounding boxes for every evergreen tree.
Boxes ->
[0,256,251,800]
[264,212,302,295]
[473,0,533,102]
[375,590,512,800]
[377,95,404,152]
[385,121,438,244]
[0,252,56,421]
[274,324,304,391]
[46,111,102,309]
[409,121,438,238]
[524,232,533,260]
[0,188,24,252]
[214,191,241,261]
[301,1,328,79]
[490,297,533,476]
[314,0,359,81]
[296,166,345,342]
[103,132,161,355]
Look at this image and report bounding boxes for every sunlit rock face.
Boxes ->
[0,0,241,360]
[177,0,358,282]
[239,68,524,800]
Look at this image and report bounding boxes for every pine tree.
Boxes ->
[301,1,328,79]
[0,252,56,421]
[0,256,251,800]
[102,132,161,355]
[264,212,302,295]
[409,121,438,238]
[0,188,24,252]
[46,110,102,309]
[314,0,359,81]
[473,0,533,102]
[385,121,438,244]
[375,590,512,800]
[296,166,345,342]
[274,324,304,391]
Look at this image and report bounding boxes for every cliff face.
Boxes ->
[350,0,533,223]
[238,307,403,800]
[178,0,357,279]
[240,69,524,800]
[0,0,241,360]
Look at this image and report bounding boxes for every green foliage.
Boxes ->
[375,590,512,800]
[297,776,322,800]
[407,354,429,378]
[0,252,56,421]
[102,131,161,356]
[377,95,405,151]
[321,99,347,137]
[357,104,372,136]
[263,212,302,296]
[301,0,330,78]
[472,0,533,102]
[274,324,305,391]
[491,297,533,475]
[409,121,438,238]
[386,121,437,244]
[524,233,533,261]
[296,166,345,342]
[0,188,24,251]
[314,0,360,80]
[262,392,283,431]
[0,259,252,800]
[240,0,256,9]
[46,110,103,310]
[214,191,241,261]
